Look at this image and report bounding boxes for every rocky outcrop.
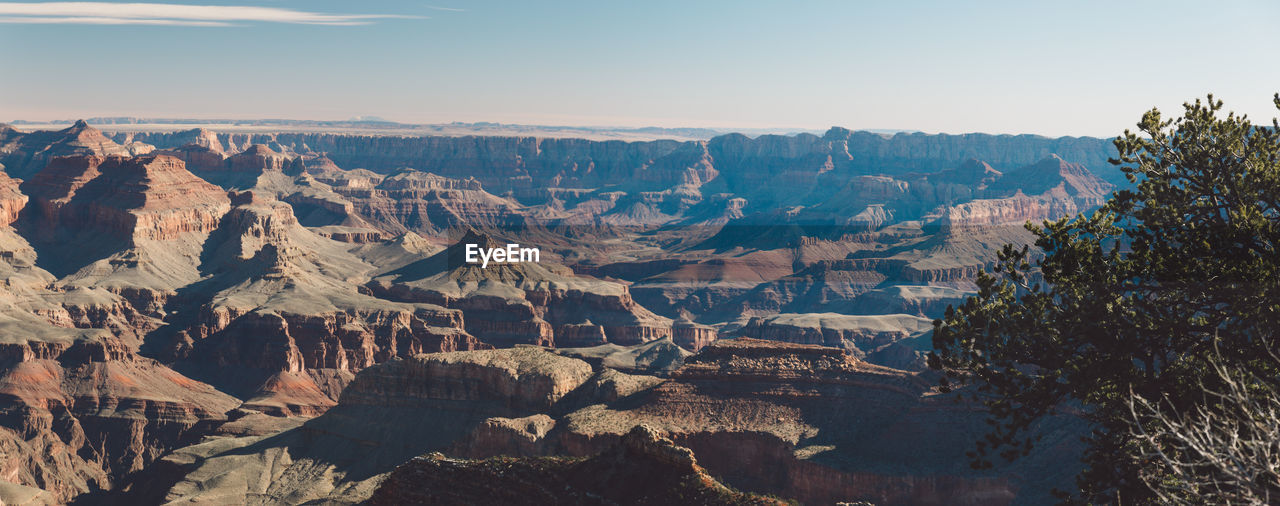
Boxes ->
[558,339,1083,505]
[189,306,478,371]
[321,169,533,237]
[155,142,298,190]
[828,284,970,318]
[162,192,486,408]
[21,155,230,243]
[0,334,238,502]
[0,121,132,179]
[986,153,1113,203]
[336,347,594,414]
[932,155,1114,232]
[310,225,385,243]
[14,154,231,316]
[933,192,1077,231]
[0,171,27,226]
[673,318,716,351]
[149,339,1083,506]
[368,231,677,349]
[147,348,598,505]
[118,128,224,153]
[732,312,933,356]
[367,425,783,506]
[226,144,292,174]
[553,339,690,377]
[446,413,557,458]
[157,144,226,173]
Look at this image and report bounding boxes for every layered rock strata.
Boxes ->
[367,425,783,505]
[367,231,678,349]
[147,341,1083,505]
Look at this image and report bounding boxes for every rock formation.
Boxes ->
[117,126,1121,189]
[0,338,239,502]
[18,154,232,316]
[0,122,1117,503]
[731,312,933,355]
[137,347,597,504]
[367,230,677,348]
[161,192,485,411]
[367,425,783,505]
[558,339,1083,505]
[0,121,133,179]
[140,340,1082,505]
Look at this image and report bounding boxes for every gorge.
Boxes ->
[0,120,1114,504]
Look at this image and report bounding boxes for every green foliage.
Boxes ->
[929,94,1280,504]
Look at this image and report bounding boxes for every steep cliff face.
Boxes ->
[115,128,224,153]
[149,339,1082,506]
[21,155,230,243]
[367,425,783,506]
[336,347,594,414]
[226,144,292,174]
[934,193,1078,231]
[827,128,1121,185]
[0,333,238,502]
[328,169,533,236]
[0,175,237,503]
[16,154,231,317]
[0,171,27,227]
[732,312,933,358]
[119,127,1121,193]
[148,348,598,505]
[121,132,704,193]
[0,172,148,346]
[161,193,485,410]
[0,122,133,180]
[672,319,717,351]
[157,144,227,173]
[934,155,1114,232]
[706,132,845,203]
[559,339,1083,505]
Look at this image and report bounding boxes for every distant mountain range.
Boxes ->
[7,118,940,142]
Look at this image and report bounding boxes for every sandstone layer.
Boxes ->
[367,425,783,505]
[0,122,1118,503]
[145,341,1083,505]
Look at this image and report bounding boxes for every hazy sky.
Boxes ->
[2,0,1278,137]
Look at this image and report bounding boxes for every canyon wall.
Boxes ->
[114,127,1122,191]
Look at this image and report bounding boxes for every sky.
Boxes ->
[1,0,1278,137]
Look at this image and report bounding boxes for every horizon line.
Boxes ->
[3,117,1116,140]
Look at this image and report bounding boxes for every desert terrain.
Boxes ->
[0,120,1113,504]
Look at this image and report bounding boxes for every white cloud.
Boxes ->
[0,2,423,26]
[0,15,230,25]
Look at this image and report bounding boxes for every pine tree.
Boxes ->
[930,94,1280,503]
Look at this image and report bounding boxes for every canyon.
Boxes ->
[0,120,1115,504]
